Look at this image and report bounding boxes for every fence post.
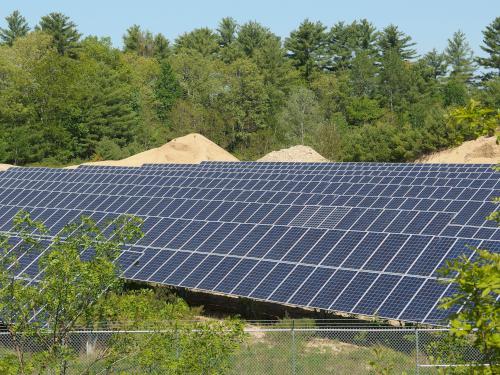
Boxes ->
[291,320,296,375]
[415,328,420,375]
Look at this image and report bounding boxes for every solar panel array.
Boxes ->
[0,162,498,325]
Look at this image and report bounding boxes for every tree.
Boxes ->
[351,19,378,54]
[235,21,277,58]
[350,50,378,97]
[154,60,182,119]
[153,33,170,60]
[100,290,245,374]
[174,28,219,57]
[217,17,238,47]
[422,49,448,80]
[378,49,411,112]
[0,211,144,373]
[477,17,500,76]
[439,201,500,369]
[377,24,417,60]
[446,99,499,144]
[0,10,30,46]
[220,58,270,148]
[37,12,81,56]
[445,30,475,82]
[217,17,240,63]
[284,19,327,81]
[278,87,322,144]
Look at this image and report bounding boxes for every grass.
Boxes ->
[230,329,420,375]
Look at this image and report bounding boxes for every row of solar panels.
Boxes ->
[0,187,497,241]
[0,162,498,325]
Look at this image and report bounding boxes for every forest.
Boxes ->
[0,11,498,166]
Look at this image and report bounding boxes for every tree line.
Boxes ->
[0,11,498,165]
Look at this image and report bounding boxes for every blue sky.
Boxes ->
[3,0,499,57]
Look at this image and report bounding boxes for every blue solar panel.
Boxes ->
[0,162,498,325]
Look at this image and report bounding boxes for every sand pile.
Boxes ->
[78,133,238,167]
[0,164,13,171]
[417,136,500,164]
[258,145,329,162]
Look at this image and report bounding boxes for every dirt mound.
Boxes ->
[417,136,500,164]
[79,133,238,167]
[258,145,329,162]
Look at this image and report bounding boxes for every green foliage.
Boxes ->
[446,99,499,144]
[123,24,170,59]
[439,249,500,370]
[477,17,500,76]
[174,28,220,57]
[445,30,475,82]
[154,59,182,119]
[285,19,327,81]
[0,10,29,46]
[0,210,144,373]
[37,12,81,56]
[0,212,245,373]
[278,87,322,144]
[438,199,500,369]
[0,14,498,164]
[377,24,417,60]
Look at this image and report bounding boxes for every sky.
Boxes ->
[3,0,499,57]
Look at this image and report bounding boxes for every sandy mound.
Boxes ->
[417,136,500,164]
[0,163,13,171]
[78,133,238,167]
[258,145,328,162]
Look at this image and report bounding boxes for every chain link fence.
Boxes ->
[0,322,491,374]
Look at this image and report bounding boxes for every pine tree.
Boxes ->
[153,33,169,60]
[174,28,219,57]
[378,24,417,60]
[236,21,277,58]
[154,60,182,120]
[285,19,327,81]
[217,17,238,47]
[37,13,81,56]
[445,30,475,82]
[123,25,156,57]
[477,17,500,76]
[352,19,378,53]
[123,25,143,53]
[0,10,30,46]
[423,49,448,79]
[326,22,355,71]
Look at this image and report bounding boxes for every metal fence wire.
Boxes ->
[0,324,491,374]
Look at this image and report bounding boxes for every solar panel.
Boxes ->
[0,162,498,325]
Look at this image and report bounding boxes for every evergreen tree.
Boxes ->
[217,17,238,47]
[445,30,475,82]
[422,49,448,79]
[123,25,158,57]
[326,22,352,71]
[153,33,170,60]
[37,12,81,56]
[174,28,219,57]
[284,19,327,81]
[352,19,378,54]
[0,10,30,46]
[477,17,500,76]
[236,21,277,58]
[123,25,143,54]
[154,60,182,120]
[217,17,240,63]
[378,24,417,60]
